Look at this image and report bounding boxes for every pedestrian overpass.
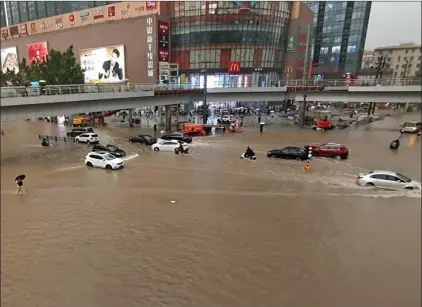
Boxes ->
[1,78,421,121]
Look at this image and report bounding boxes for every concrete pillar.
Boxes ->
[405,102,410,112]
[128,109,134,128]
[165,105,172,132]
[367,102,373,116]
[371,102,376,115]
[298,95,307,129]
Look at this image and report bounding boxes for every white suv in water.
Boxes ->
[84,151,124,170]
[75,133,100,144]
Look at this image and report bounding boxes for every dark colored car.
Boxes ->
[128,134,157,145]
[161,132,192,143]
[67,127,94,137]
[304,143,349,160]
[267,146,308,160]
[92,144,126,157]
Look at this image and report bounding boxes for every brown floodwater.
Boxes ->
[1,114,421,307]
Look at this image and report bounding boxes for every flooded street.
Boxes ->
[1,113,421,307]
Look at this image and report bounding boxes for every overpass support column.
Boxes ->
[298,95,307,129]
[405,102,410,112]
[371,102,376,115]
[165,105,172,133]
[128,109,134,128]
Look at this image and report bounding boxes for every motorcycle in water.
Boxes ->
[41,137,50,147]
[174,147,189,155]
[389,139,400,150]
[240,152,256,160]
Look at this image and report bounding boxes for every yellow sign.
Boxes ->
[284,66,292,74]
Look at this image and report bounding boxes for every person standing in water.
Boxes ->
[15,177,24,194]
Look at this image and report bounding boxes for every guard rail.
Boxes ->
[1,78,420,99]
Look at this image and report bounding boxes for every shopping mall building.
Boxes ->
[0,1,367,87]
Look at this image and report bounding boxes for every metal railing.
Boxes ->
[1,78,420,99]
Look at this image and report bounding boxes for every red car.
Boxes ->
[304,143,349,160]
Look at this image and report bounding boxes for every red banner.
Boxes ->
[228,61,241,73]
[27,41,48,64]
[159,49,169,62]
[158,21,169,35]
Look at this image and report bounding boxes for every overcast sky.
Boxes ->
[365,2,421,50]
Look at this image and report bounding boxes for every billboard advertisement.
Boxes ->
[80,45,126,83]
[27,41,48,63]
[1,46,19,73]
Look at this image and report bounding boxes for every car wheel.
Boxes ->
[128,139,132,143]
[296,157,301,161]
[87,140,90,144]
[86,162,93,167]
[154,147,159,151]
[365,182,375,187]
[404,187,414,190]
[271,155,277,158]
[105,165,112,170]
[335,155,342,160]
[75,139,80,143]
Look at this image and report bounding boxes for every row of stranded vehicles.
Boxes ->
[67,127,421,192]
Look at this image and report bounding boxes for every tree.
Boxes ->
[0,45,84,86]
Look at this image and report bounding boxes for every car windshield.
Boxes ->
[396,173,412,183]
[403,122,415,128]
[107,145,118,150]
[143,135,151,139]
[103,154,116,160]
[91,134,99,137]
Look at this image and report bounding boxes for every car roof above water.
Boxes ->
[367,170,400,176]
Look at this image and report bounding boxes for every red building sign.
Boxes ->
[228,61,241,73]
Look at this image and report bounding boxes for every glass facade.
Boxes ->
[170,1,291,86]
[306,1,371,74]
[3,1,117,25]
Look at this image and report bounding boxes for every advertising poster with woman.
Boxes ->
[27,42,48,64]
[1,46,19,73]
[80,45,126,83]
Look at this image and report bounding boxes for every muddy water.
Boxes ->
[1,114,421,307]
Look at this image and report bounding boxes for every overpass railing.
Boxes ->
[1,78,420,99]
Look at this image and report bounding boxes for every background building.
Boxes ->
[169,1,292,87]
[1,2,163,83]
[374,43,422,79]
[361,50,376,69]
[306,1,371,77]
[283,2,313,81]
[2,1,117,26]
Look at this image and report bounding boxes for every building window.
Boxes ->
[394,71,397,77]
[405,49,408,54]
[46,1,56,16]
[37,1,47,19]
[18,2,29,23]
[396,64,399,69]
[28,1,37,21]
[397,56,401,62]
[209,2,217,14]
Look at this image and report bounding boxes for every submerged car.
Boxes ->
[304,143,349,160]
[267,146,308,160]
[128,134,157,145]
[161,132,192,143]
[357,170,421,190]
[92,144,126,157]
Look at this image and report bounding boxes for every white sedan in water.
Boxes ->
[357,170,421,190]
[151,140,189,152]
